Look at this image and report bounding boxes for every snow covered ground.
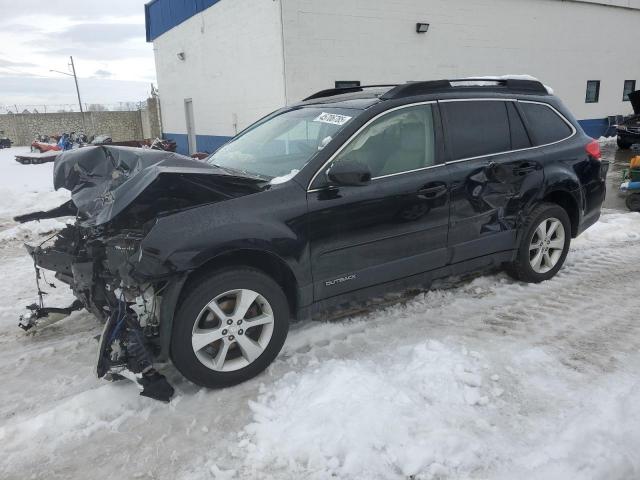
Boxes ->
[0,146,639,480]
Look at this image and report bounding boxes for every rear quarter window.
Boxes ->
[519,102,573,146]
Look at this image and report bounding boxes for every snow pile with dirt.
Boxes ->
[0,147,639,479]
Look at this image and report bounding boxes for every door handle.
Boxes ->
[418,185,447,197]
[513,164,536,176]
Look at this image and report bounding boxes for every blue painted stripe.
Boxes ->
[196,134,232,153]
[163,132,188,155]
[578,118,611,139]
[145,0,221,42]
[163,132,232,155]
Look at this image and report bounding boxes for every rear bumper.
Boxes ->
[576,160,609,237]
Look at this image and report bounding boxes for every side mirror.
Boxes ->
[327,160,371,186]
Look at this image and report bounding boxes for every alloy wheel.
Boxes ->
[529,217,565,274]
[191,289,274,372]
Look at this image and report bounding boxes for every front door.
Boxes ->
[440,99,544,263]
[307,103,450,300]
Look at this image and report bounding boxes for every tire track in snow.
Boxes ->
[1,214,640,480]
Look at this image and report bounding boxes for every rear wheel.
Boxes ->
[617,137,632,150]
[171,267,289,388]
[626,193,640,212]
[506,203,571,283]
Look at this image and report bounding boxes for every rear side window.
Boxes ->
[519,102,573,146]
[442,100,511,160]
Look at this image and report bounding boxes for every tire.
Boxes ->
[171,267,290,388]
[505,203,571,283]
[626,193,640,212]
[617,138,632,150]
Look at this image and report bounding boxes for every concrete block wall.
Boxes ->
[0,110,145,146]
[141,96,162,139]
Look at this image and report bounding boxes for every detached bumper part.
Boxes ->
[96,301,175,402]
[139,371,175,402]
[18,300,84,331]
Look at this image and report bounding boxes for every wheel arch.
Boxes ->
[543,189,580,238]
[180,248,300,319]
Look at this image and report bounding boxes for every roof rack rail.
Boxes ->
[381,78,548,100]
[303,84,398,101]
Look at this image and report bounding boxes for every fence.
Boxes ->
[0,102,148,115]
[0,97,162,146]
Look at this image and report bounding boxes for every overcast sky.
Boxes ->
[0,0,155,112]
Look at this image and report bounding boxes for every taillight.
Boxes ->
[585,139,601,160]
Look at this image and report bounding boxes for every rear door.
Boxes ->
[441,99,544,263]
[307,103,451,300]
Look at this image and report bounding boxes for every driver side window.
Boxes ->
[332,104,435,178]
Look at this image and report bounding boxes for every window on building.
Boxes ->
[332,105,435,177]
[441,100,511,160]
[623,80,636,102]
[335,81,361,89]
[519,102,573,146]
[585,80,600,103]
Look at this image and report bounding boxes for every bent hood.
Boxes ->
[54,146,265,226]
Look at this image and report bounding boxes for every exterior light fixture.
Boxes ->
[177,51,186,61]
[416,23,430,34]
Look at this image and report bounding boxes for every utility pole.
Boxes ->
[50,56,86,132]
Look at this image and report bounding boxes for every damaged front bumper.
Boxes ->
[19,223,183,402]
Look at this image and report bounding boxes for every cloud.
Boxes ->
[0,59,37,68]
[0,76,151,107]
[49,23,145,45]
[0,1,155,105]
[93,69,112,78]
[2,0,145,20]
[29,23,150,61]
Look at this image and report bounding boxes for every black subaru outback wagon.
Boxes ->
[19,78,608,397]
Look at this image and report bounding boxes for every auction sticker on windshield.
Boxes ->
[314,112,352,126]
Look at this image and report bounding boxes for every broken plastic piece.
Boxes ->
[139,371,174,402]
[18,300,83,331]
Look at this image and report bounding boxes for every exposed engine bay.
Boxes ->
[16,145,266,401]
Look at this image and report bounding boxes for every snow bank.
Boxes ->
[241,340,497,478]
[573,212,640,247]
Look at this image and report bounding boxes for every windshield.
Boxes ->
[207,107,359,181]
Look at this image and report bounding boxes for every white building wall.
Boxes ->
[280,0,640,120]
[152,0,285,149]
[151,0,640,151]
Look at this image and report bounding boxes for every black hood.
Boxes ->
[54,146,265,226]
[629,90,640,115]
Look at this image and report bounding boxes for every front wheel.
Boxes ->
[171,267,290,388]
[505,203,571,283]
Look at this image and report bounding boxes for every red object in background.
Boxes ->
[31,141,61,153]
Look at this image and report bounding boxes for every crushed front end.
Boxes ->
[20,215,176,401]
[15,145,265,402]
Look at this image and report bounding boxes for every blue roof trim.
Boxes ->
[145,0,221,42]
